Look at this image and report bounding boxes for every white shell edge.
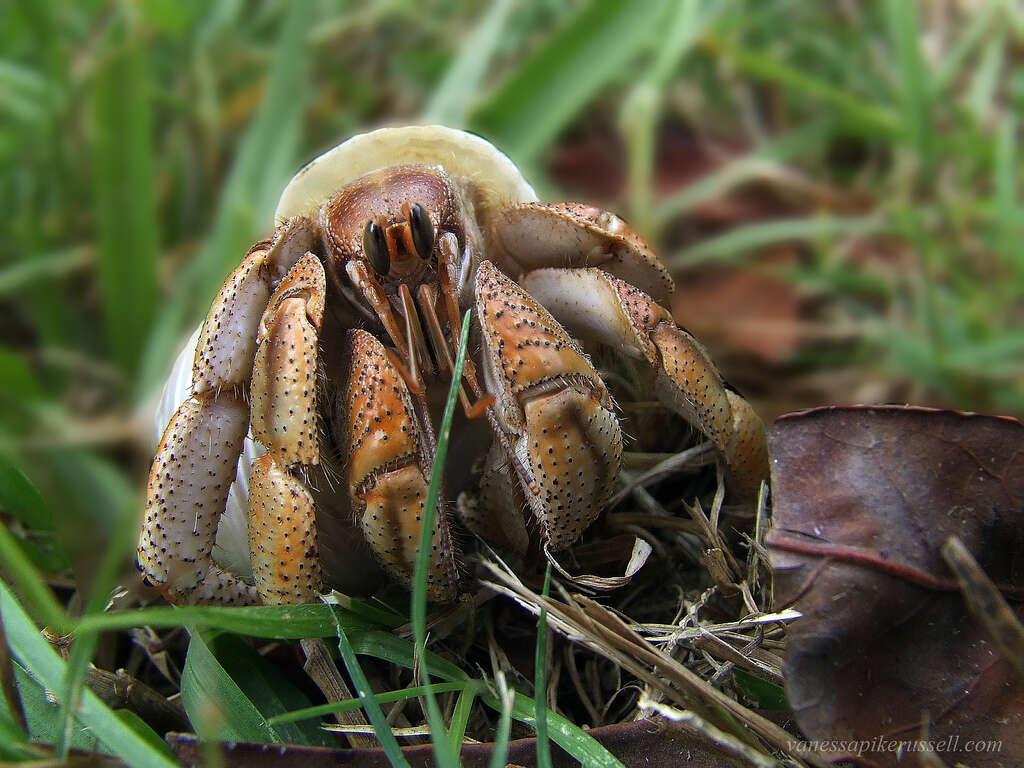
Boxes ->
[274,124,538,224]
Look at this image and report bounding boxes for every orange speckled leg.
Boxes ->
[520,267,768,501]
[342,330,460,601]
[473,261,623,553]
[246,251,326,604]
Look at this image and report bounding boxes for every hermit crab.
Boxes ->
[139,125,768,607]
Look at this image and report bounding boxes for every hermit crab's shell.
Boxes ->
[155,125,536,579]
[274,124,537,225]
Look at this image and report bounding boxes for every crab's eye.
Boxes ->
[409,204,434,260]
[363,220,390,275]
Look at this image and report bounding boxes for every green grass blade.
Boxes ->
[180,628,279,743]
[328,611,411,768]
[652,118,834,228]
[0,708,37,762]
[0,456,49,531]
[534,563,552,768]
[76,603,375,638]
[423,0,514,127]
[0,58,49,125]
[13,663,97,753]
[51,451,139,758]
[486,673,514,768]
[448,685,476,757]
[621,0,709,232]
[206,633,334,747]
[931,0,999,95]
[884,0,932,170]
[268,681,469,725]
[348,630,469,683]
[732,669,787,711]
[0,580,180,768]
[668,214,884,268]
[0,247,91,297]
[483,690,627,768]
[412,309,472,768]
[966,30,1005,122]
[55,630,100,758]
[0,522,65,630]
[994,116,1023,281]
[470,0,671,164]
[90,15,159,375]
[0,456,67,573]
[138,2,313,398]
[305,618,623,768]
[113,710,176,759]
[708,37,901,138]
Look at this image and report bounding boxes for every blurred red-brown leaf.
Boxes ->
[767,406,1024,768]
[671,247,803,366]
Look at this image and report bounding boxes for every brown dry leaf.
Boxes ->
[671,247,803,366]
[767,406,1024,768]
[168,719,749,767]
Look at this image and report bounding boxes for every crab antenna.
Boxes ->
[398,283,432,387]
[417,284,473,412]
[416,286,540,496]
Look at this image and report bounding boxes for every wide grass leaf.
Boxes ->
[139,2,313,398]
[90,14,159,375]
[13,664,96,752]
[0,580,180,768]
[77,602,377,639]
[470,0,671,164]
[180,628,279,743]
[209,633,334,747]
[423,0,514,127]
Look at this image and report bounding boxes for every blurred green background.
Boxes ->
[1,0,1022,598]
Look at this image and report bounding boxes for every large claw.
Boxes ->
[474,260,623,552]
[246,252,326,604]
[340,330,460,601]
[521,267,768,501]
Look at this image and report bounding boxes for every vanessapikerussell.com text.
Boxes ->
[787,736,1002,756]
